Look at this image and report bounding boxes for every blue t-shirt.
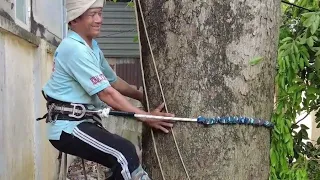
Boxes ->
[43,30,117,140]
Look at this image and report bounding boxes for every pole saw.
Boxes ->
[97,108,274,128]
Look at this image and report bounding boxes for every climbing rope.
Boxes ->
[133,1,166,179]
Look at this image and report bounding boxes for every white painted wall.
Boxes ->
[0,30,59,180]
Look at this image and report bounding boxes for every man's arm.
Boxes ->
[97,86,145,115]
[99,52,143,102]
[97,86,174,133]
[111,76,144,102]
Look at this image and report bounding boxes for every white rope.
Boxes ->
[134,0,166,179]
[135,0,191,179]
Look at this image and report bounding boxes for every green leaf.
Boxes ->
[279,43,292,51]
[290,53,298,73]
[271,150,277,167]
[317,137,320,144]
[276,102,284,114]
[310,15,320,35]
[317,123,320,128]
[280,156,287,167]
[281,37,293,43]
[307,37,314,47]
[281,76,285,89]
[307,86,319,94]
[282,48,292,57]
[303,57,310,67]
[284,133,291,143]
[315,49,320,56]
[300,124,309,130]
[309,160,318,167]
[311,47,320,52]
[249,56,264,66]
[301,129,309,140]
[308,72,315,80]
[298,36,307,44]
[133,35,138,43]
[299,58,305,70]
[300,46,310,58]
[288,84,301,94]
[312,36,319,41]
[127,1,134,8]
[287,142,294,155]
[302,12,315,18]
[292,124,299,129]
[274,126,281,134]
[293,77,303,83]
[303,14,315,28]
[293,44,299,54]
[315,57,320,76]
[278,58,285,71]
[112,0,117,2]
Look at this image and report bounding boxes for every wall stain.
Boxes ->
[0,9,14,22]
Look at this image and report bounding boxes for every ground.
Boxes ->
[67,157,112,180]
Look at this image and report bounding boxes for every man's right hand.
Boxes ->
[98,87,174,133]
[143,102,175,133]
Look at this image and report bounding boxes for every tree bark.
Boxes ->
[137,0,280,179]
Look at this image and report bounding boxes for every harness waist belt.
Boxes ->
[36,91,102,125]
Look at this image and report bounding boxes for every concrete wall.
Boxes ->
[0,16,59,180]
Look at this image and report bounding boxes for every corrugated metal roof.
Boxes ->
[96,2,139,58]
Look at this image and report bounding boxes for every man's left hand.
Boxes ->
[143,102,175,133]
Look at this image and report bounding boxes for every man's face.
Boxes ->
[77,7,103,38]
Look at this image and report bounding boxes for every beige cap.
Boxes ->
[66,0,105,23]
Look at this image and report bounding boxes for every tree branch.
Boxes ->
[281,0,315,12]
[294,113,310,125]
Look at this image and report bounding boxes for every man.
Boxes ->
[41,0,174,179]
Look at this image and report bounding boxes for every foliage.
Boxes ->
[270,0,320,179]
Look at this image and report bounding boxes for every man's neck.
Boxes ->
[74,30,93,48]
[83,36,93,48]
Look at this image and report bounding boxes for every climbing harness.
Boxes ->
[36,91,105,126]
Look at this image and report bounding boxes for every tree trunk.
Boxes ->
[136,0,280,179]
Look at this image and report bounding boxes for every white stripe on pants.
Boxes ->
[72,127,132,180]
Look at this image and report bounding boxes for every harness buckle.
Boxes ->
[68,103,86,119]
[46,103,56,123]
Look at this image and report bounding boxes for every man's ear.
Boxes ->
[69,19,77,27]
[69,16,82,27]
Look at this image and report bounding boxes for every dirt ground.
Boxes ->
[67,157,112,180]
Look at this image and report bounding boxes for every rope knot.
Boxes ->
[99,108,110,118]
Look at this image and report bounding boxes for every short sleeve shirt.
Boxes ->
[43,30,117,140]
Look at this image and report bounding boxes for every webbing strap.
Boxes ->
[36,94,103,125]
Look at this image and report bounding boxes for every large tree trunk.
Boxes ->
[136,0,280,179]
